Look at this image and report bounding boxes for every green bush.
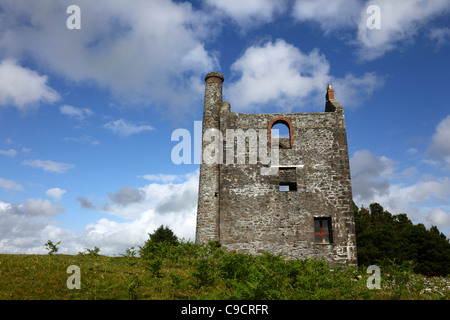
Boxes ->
[139,225,179,259]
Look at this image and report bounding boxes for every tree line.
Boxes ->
[353,202,450,276]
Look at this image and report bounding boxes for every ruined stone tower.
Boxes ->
[196,72,357,266]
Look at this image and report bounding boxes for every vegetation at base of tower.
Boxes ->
[353,202,450,277]
[0,240,448,300]
[1,212,449,300]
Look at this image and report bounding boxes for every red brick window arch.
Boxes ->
[268,117,294,148]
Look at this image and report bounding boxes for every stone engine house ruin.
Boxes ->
[196,72,357,266]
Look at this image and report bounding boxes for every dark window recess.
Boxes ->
[314,217,332,244]
[279,182,297,191]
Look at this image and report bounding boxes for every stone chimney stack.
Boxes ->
[195,72,224,244]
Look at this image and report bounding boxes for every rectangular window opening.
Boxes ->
[314,217,332,244]
[279,182,297,191]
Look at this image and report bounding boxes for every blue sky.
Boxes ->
[0,0,449,255]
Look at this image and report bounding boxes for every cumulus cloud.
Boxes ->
[104,119,154,137]
[76,196,96,209]
[0,177,24,192]
[22,159,75,173]
[428,27,450,49]
[0,148,18,157]
[204,0,287,27]
[0,0,217,117]
[350,149,395,202]
[350,147,450,235]
[141,173,183,183]
[424,207,450,229]
[1,198,64,218]
[0,171,199,255]
[356,0,450,60]
[0,59,60,111]
[74,171,199,254]
[226,39,383,112]
[46,188,66,202]
[428,115,450,169]
[292,0,450,60]
[60,105,93,120]
[0,199,76,254]
[108,186,145,206]
[292,0,363,32]
[64,135,100,145]
[330,72,384,108]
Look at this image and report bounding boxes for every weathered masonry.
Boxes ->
[196,72,357,266]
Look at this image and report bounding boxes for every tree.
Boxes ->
[147,225,178,245]
[139,225,178,258]
[353,202,450,276]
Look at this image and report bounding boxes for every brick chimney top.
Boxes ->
[326,84,334,100]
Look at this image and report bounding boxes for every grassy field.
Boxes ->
[0,242,449,300]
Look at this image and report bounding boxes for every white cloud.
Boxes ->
[84,172,199,221]
[141,174,179,183]
[292,0,450,60]
[46,188,66,202]
[0,177,24,192]
[0,199,75,254]
[60,105,93,120]
[205,0,287,27]
[1,171,199,255]
[424,207,450,229]
[407,148,419,155]
[74,171,199,255]
[227,39,383,112]
[108,186,145,206]
[350,149,395,202]
[104,119,154,137]
[0,148,18,157]
[76,196,96,209]
[0,0,217,118]
[81,173,199,254]
[64,135,100,145]
[351,148,450,235]
[22,159,74,173]
[2,198,65,217]
[330,72,384,108]
[292,0,362,32]
[428,27,450,48]
[0,59,60,111]
[428,115,450,169]
[356,0,450,60]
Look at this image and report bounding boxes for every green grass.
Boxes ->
[0,242,448,300]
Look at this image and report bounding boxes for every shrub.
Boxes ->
[44,240,60,255]
[140,225,178,259]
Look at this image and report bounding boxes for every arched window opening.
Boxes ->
[271,122,290,138]
[268,117,293,148]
